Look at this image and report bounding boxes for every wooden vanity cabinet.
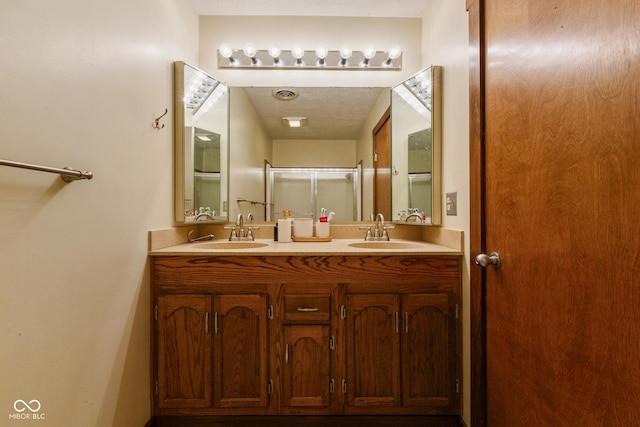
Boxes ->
[156,295,211,409]
[281,290,335,414]
[151,255,461,417]
[343,292,458,414]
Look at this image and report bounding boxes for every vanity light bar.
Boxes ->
[217,45,402,70]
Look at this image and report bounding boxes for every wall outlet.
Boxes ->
[446,192,457,216]
[223,200,228,212]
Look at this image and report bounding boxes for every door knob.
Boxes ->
[475,252,501,268]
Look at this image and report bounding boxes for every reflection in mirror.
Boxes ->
[174,61,229,223]
[266,164,362,221]
[391,66,442,225]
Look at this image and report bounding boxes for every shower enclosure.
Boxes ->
[266,166,361,221]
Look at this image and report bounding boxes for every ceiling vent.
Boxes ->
[272,89,299,101]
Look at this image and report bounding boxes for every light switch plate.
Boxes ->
[446,192,457,216]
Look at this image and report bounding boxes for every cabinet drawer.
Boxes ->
[284,295,331,321]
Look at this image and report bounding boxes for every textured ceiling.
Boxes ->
[242,87,386,140]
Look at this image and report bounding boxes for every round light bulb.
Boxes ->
[219,43,234,59]
[387,45,402,60]
[339,45,352,59]
[315,47,328,59]
[292,47,305,60]
[243,42,257,58]
[363,45,376,60]
[268,46,281,58]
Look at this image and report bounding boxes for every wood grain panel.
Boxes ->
[157,295,211,408]
[480,0,640,425]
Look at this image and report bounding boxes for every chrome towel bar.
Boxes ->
[0,158,93,182]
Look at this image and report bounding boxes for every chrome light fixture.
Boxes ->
[217,43,402,70]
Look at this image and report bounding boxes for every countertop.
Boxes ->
[149,238,462,256]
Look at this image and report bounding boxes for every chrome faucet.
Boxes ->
[187,229,214,243]
[360,213,393,241]
[225,213,259,241]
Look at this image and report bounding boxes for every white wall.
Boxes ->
[421,1,471,424]
[0,1,197,425]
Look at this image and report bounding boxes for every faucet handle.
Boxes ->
[359,226,373,241]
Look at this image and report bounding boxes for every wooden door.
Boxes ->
[373,108,391,219]
[470,0,640,425]
[283,325,331,409]
[157,295,211,408]
[345,294,400,410]
[402,294,458,410]
[213,294,269,409]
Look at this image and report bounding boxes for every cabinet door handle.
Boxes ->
[214,312,219,334]
[405,312,409,334]
[285,344,289,365]
[297,307,319,312]
[205,312,210,334]
[395,312,399,333]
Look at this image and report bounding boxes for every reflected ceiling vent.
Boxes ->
[272,89,299,101]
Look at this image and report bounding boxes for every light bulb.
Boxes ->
[292,47,304,59]
[268,46,281,59]
[219,43,234,59]
[243,42,257,58]
[292,47,305,66]
[339,45,352,59]
[315,47,328,59]
[363,45,376,60]
[384,45,402,67]
[315,47,328,66]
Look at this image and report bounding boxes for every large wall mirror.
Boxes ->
[174,62,441,225]
[391,66,442,225]
[174,61,229,223]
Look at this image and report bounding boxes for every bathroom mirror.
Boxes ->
[174,63,442,224]
[174,61,229,223]
[391,66,442,225]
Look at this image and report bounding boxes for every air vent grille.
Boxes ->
[272,89,299,101]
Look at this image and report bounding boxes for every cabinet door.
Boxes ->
[283,325,331,409]
[345,294,401,408]
[157,295,211,408]
[213,294,268,408]
[402,293,457,409]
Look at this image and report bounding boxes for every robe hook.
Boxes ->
[153,108,168,129]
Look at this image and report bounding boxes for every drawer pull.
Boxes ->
[297,307,319,312]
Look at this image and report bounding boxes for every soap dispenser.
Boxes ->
[278,210,292,242]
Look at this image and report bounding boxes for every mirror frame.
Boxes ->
[391,65,442,225]
[173,61,229,224]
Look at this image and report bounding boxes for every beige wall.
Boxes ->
[0,3,471,426]
[421,1,471,424]
[228,88,272,221]
[198,16,423,87]
[0,0,197,425]
[272,140,356,167]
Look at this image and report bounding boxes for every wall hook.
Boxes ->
[153,108,168,129]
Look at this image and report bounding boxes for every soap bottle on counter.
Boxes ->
[278,210,292,242]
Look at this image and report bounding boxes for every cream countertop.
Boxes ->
[148,223,463,256]
[149,238,461,256]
